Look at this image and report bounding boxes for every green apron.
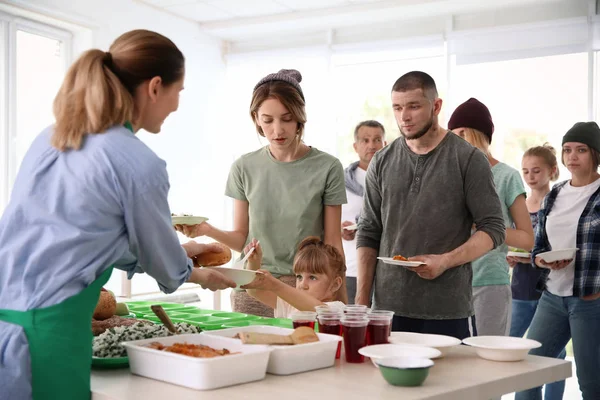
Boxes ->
[0,266,113,400]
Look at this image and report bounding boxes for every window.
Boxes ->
[0,13,71,211]
[451,52,589,179]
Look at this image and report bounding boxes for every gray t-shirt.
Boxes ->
[226,146,347,276]
[357,133,505,319]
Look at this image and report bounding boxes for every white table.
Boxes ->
[91,346,571,400]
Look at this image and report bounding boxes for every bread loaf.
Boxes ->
[94,290,117,320]
[194,243,232,267]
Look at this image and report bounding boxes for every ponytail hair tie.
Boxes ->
[103,51,113,67]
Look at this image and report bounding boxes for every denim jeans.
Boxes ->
[514,292,600,400]
[510,299,566,400]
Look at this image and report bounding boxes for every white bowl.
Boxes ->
[123,334,271,390]
[537,248,578,264]
[358,343,441,367]
[389,332,461,357]
[376,357,434,369]
[210,267,257,286]
[203,326,342,375]
[462,336,541,362]
[507,251,531,258]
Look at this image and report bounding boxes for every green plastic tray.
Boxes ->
[221,317,293,329]
[266,318,294,329]
[91,356,129,369]
[222,319,267,328]
[210,312,249,319]
[139,315,163,324]
[168,309,216,317]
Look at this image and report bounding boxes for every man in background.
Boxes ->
[342,120,386,303]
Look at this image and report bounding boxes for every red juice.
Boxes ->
[293,320,315,329]
[318,322,342,359]
[342,324,367,363]
[367,321,390,345]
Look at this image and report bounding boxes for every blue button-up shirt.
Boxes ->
[0,125,193,397]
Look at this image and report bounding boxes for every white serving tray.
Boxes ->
[123,334,271,390]
[203,326,342,375]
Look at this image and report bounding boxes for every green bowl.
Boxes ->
[376,357,434,387]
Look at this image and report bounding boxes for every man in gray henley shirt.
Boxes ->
[355,71,505,339]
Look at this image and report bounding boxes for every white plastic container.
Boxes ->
[122,333,271,390]
[203,326,342,375]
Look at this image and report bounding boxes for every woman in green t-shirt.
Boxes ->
[448,98,534,336]
[177,69,347,317]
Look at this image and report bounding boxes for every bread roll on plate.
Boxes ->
[194,243,232,267]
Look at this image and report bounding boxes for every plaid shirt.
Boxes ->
[533,180,600,297]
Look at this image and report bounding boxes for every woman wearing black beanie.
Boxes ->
[515,122,600,400]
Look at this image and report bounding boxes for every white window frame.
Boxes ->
[0,11,72,211]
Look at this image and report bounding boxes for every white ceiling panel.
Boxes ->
[274,0,351,11]
[165,2,233,21]
[203,0,292,18]
[141,0,199,6]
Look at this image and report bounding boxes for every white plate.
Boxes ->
[389,332,461,358]
[123,334,271,390]
[210,267,257,286]
[462,336,541,362]
[376,357,434,369]
[537,248,578,264]
[358,343,441,367]
[507,251,531,258]
[377,257,424,267]
[203,326,342,375]
[171,216,208,226]
[343,223,358,231]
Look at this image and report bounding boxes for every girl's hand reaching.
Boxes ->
[240,269,277,291]
[243,238,263,270]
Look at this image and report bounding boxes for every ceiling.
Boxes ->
[139,0,396,22]
[137,0,584,45]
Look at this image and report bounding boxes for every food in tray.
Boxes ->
[94,288,117,320]
[145,342,237,358]
[238,326,319,345]
[171,213,193,216]
[92,288,145,335]
[92,315,151,336]
[93,322,202,358]
[392,255,408,261]
[114,302,130,316]
[194,242,232,267]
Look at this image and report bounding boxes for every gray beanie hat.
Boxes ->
[253,69,304,100]
[562,122,600,153]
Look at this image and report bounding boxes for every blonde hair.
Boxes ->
[52,30,184,151]
[250,80,307,140]
[523,143,560,181]
[461,127,492,158]
[293,237,348,304]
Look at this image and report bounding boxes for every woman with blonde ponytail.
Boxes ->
[0,30,235,400]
